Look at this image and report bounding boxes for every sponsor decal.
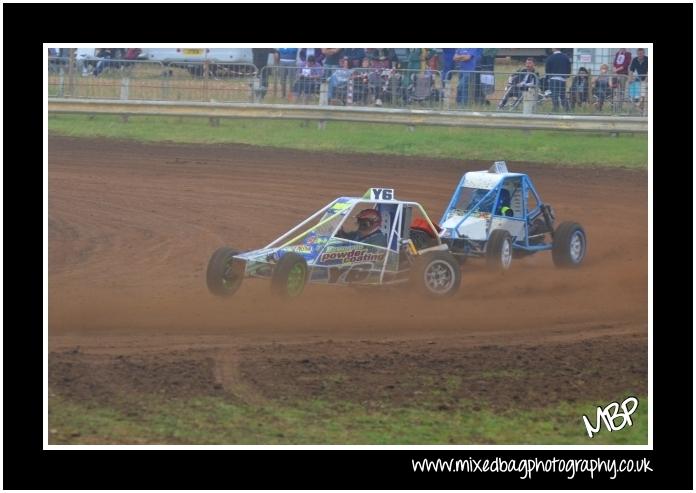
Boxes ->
[288,245,312,254]
[326,201,352,215]
[305,234,329,245]
[318,246,386,265]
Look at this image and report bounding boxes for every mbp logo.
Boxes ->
[582,396,639,438]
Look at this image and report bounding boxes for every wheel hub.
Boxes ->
[424,260,455,293]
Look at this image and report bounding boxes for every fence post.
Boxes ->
[203,61,210,101]
[66,48,75,97]
[57,72,65,97]
[319,80,328,106]
[347,78,353,106]
[252,77,261,103]
[523,87,536,114]
[120,77,130,100]
[443,79,451,110]
[271,65,279,99]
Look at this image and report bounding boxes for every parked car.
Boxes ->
[141,48,254,75]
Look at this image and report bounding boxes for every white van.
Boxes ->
[141,48,253,65]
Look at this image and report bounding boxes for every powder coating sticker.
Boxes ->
[317,245,386,266]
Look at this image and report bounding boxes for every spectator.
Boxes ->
[474,48,496,105]
[440,48,456,88]
[612,48,631,108]
[343,48,365,68]
[124,48,141,60]
[277,48,299,98]
[367,51,394,106]
[299,48,325,66]
[252,48,279,100]
[368,48,394,69]
[629,48,648,113]
[364,48,379,61]
[454,48,482,107]
[427,48,441,71]
[498,58,538,109]
[292,55,323,103]
[569,67,590,110]
[322,48,344,78]
[93,48,114,77]
[48,48,63,74]
[593,64,614,111]
[327,56,352,104]
[350,57,373,105]
[544,48,571,111]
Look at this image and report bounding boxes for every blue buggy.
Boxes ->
[439,161,587,271]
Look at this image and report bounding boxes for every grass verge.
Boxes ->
[49,393,648,445]
[48,114,647,168]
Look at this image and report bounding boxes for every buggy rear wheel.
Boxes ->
[206,247,243,297]
[271,253,308,298]
[552,222,587,268]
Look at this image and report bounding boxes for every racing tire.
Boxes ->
[551,222,587,268]
[486,229,513,272]
[271,253,308,298]
[206,247,243,297]
[411,251,461,298]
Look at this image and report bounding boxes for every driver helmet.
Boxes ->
[356,208,381,234]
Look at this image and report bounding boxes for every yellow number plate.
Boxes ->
[182,49,203,55]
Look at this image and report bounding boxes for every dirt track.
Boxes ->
[48,136,648,408]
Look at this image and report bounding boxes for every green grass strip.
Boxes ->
[49,114,647,168]
[49,394,648,445]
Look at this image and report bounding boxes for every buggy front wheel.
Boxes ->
[206,247,243,297]
[411,251,461,298]
[486,230,513,272]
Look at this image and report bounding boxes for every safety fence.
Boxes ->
[47,98,648,133]
[48,58,649,118]
[48,58,258,103]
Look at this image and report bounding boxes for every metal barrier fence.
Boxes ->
[48,57,648,117]
[48,58,258,102]
[260,66,445,110]
[47,98,649,133]
[483,71,648,116]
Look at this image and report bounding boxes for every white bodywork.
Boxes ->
[461,172,503,190]
[491,217,526,240]
[442,214,488,240]
[441,214,525,241]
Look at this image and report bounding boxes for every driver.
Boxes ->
[336,208,388,247]
[467,189,493,212]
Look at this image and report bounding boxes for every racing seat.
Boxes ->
[496,189,514,217]
[409,217,440,250]
[510,188,523,218]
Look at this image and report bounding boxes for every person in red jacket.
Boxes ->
[612,48,632,110]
